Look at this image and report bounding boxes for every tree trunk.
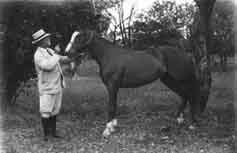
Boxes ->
[191,0,216,112]
[127,6,135,48]
[193,0,216,63]
[0,2,7,114]
[117,1,125,46]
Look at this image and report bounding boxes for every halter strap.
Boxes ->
[65,31,80,52]
[80,31,95,50]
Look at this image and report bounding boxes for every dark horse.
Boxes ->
[66,30,210,137]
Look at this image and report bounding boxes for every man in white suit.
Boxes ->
[32,29,71,141]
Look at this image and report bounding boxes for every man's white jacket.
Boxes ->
[34,47,66,95]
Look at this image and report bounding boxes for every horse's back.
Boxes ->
[104,51,166,88]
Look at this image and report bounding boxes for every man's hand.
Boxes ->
[54,44,61,53]
[59,55,72,63]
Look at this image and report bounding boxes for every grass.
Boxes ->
[2,60,235,153]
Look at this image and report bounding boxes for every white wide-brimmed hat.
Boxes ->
[32,29,51,44]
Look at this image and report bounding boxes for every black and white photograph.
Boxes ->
[0,0,236,152]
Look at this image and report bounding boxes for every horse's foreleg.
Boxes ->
[103,82,118,137]
[176,98,187,124]
[188,97,200,130]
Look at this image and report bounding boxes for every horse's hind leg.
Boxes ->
[103,81,119,137]
[188,96,200,130]
[176,97,187,124]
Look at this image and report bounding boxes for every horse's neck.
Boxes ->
[89,38,112,66]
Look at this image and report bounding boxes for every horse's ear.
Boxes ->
[87,30,94,41]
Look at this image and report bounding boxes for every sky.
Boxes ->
[122,0,194,16]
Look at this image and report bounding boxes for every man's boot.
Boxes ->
[50,115,62,138]
[41,117,51,141]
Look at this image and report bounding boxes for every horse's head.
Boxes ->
[65,30,95,56]
[63,30,94,79]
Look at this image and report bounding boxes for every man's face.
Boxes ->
[39,37,51,48]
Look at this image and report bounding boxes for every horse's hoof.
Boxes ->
[188,125,196,130]
[106,120,117,132]
[177,117,184,124]
[102,128,111,138]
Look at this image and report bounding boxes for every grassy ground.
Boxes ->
[2,59,235,153]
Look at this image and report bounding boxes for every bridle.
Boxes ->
[65,31,80,53]
[65,30,95,59]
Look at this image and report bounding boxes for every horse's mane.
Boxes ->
[97,37,115,45]
[96,36,129,50]
[80,30,126,51]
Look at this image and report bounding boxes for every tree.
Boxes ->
[190,0,216,112]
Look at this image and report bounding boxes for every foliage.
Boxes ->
[94,0,120,11]
[3,0,109,103]
[132,1,196,49]
[210,0,235,57]
[147,1,195,31]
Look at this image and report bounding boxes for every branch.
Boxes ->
[128,4,136,46]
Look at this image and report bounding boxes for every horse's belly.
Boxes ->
[121,76,158,88]
[121,58,165,88]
